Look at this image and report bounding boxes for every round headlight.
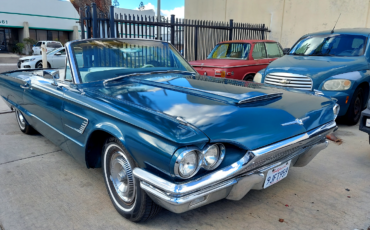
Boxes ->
[322,79,351,91]
[174,149,201,179]
[202,144,225,170]
[253,72,262,83]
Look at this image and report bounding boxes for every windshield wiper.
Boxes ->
[103,70,195,85]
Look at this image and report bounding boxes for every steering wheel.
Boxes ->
[141,64,155,68]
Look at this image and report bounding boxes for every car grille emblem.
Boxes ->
[281,116,310,126]
[280,78,290,84]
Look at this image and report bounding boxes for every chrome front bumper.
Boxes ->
[133,121,336,214]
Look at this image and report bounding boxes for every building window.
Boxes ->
[28,29,71,45]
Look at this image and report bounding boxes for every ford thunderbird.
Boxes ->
[0,38,338,222]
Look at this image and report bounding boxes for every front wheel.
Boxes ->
[102,137,161,222]
[243,74,255,81]
[344,87,364,125]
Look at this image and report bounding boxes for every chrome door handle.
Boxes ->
[20,84,29,89]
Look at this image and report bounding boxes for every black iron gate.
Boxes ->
[79,3,270,61]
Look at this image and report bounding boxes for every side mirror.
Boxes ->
[43,70,60,86]
[55,52,62,56]
[283,48,290,55]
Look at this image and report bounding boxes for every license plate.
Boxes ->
[263,160,291,189]
[366,119,370,127]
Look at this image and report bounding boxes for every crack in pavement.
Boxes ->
[0,149,62,166]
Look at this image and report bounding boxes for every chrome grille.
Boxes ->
[264,72,313,90]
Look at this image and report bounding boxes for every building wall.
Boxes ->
[1,0,80,31]
[185,0,370,48]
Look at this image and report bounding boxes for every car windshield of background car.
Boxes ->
[207,43,251,59]
[289,34,366,57]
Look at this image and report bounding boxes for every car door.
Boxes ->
[265,42,284,63]
[252,42,269,68]
[22,72,67,149]
[50,49,66,68]
[60,59,91,165]
[0,71,30,108]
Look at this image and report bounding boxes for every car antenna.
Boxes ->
[331,13,341,34]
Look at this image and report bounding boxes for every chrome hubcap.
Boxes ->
[110,152,135,203]
[16,110,26,130]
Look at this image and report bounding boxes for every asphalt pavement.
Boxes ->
[0,56,370,229]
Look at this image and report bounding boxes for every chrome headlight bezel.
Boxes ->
[174,148,202,179]
[202,143,226,171]
[333,104,340,119]
[322,79,352,91]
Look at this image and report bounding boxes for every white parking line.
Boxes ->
[0,64,17,66]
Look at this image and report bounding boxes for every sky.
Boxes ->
[114,0,184,18]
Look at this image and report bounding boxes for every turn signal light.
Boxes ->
[215,70,226,78]
[345,96,349,104]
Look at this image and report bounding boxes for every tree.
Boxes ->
[16,43,25,55]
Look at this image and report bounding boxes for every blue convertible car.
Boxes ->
[254,28,370,125]
[0,39,338,222]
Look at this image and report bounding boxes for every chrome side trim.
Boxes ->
[3,97,84,147]
[64,109,89,134]
[192,64,267,68]
[133,121,336,196]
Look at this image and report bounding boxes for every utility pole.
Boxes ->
[157,0,161,40]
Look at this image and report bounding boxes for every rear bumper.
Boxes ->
[133,121,336,214]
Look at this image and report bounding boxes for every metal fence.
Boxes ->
[79,3,270,61]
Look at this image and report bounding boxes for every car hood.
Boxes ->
[265,55,369,88]
[190,59,253,68]
[83,74,335,150]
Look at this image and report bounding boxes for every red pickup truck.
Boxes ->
[189,40,284,81]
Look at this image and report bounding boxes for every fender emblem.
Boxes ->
[282,116,310,126]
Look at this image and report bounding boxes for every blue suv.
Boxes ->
[254,28,370,125]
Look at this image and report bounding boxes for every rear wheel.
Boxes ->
[344,87,364,125]
[102,137,161,222]
[15,109,36,134]
[243,74,255,81]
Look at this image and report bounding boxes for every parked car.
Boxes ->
[254,28,370,125]
[0,38,338,222]
[32,41,63,55]
[18,47,66,69]
[189,40,284,81]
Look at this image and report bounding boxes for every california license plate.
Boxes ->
[263,160,291,189]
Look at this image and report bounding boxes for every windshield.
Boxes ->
[47,48,64,55]
[207,43,251,59]
[289,34,367,57]
[70,39,195,83]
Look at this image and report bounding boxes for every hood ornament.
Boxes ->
[282,116,310,126]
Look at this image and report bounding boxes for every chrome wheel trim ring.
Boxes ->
[16,110,26,130]
[110,151,135,204]
[104,143,137,212]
